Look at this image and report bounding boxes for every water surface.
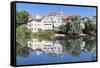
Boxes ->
[16,37,96,65]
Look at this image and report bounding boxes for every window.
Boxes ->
[44,21,46,23]
[32,28,33,31]
[38,24,40,26]
[58,21,60,23]
[44,24,52,25]
[46,18,49,20]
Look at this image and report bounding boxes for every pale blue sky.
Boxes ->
[16,3,96,17]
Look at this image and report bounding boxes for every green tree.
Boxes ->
[16,10,31,47]
[66,15,82,35]
[59,24,66,33]
[85,17,96,35]
[16,11,29,26]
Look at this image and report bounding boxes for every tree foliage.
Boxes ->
[16,10,32,47]
[85,17,96,35]
[67,15,82,34]
[59,15,82,35]
[16,11,29,26]
[31,30,55,41]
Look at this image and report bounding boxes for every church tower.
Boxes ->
[58,9,63,16]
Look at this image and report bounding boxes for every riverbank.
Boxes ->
[55,33,96,39]
[31,31,96,40]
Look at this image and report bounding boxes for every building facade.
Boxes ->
[27,15,42,32]
[41,15,63,31]
[27,11,70,32]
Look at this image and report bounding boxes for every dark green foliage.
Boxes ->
[67,15,82,34]
[16,45,30,57]
[59,38,82,57]
[85,17,96,35]
[16,11,29,26]
[84,37,96,52]
[59,15,82,35]
[59,37,96,57]
[16,11,31,47]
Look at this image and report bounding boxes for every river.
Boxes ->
[16,36,97,65]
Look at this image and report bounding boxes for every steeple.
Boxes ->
[58,8,63,16]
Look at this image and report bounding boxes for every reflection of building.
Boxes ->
[27,39,65,56]
[27,39,42,50]
[27,37,96,57]
[53,42,63,56]
[43,41,63,56]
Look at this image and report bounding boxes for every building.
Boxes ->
[41,11,69,31]
[27,15,42,32]
[27,11,70,32]
[41,15,63,30]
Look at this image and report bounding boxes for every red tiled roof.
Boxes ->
[28,16,33,21]
[61,15,70,19]
[48,12,58,16]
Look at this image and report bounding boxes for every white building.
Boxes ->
[27,11,70,32]
[41,16,63,30]
[41,11,69,31]
[27,15,42,32]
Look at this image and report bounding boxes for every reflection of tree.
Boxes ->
[59,37,96,57]
[59,38,83,57]
[16,45,30,57]
[16,25,32,47]
[48,53,62,57]
[17,36,96,58]
[83,37,96,52]
[90,52,96,61]
[68,38,83,57]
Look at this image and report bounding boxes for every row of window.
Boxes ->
[28,24,41,26]
[43,21,61,23]
[44,24,52,25]
[31,28,40,31]
[45,18,62,20]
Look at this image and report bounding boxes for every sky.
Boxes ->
[16,3,96,17]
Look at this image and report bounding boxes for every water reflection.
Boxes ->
[16,37,96,65]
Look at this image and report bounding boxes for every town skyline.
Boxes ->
[16,3,96,17]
